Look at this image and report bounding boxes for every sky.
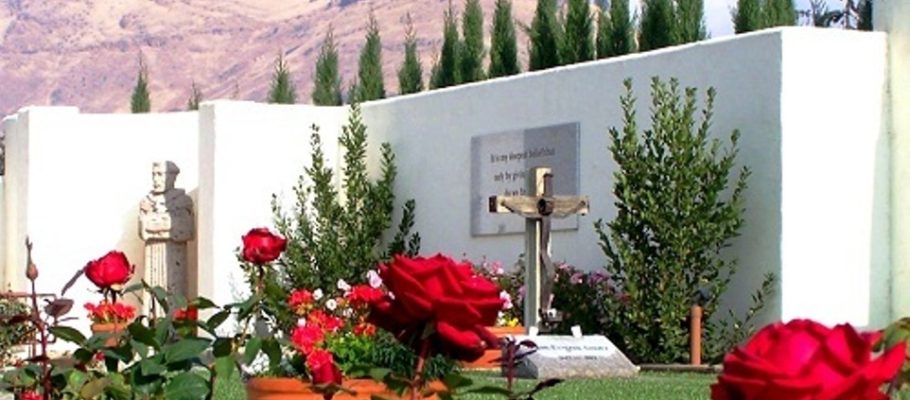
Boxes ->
[630,0,845,37]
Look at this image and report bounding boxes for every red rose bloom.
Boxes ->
[241,228,287,264]
[20,391,41,400]
[712,319,906,400]
[84,251,133,289]
[174,307,198,321]
[368,254,504,361]
[307,349,342,386]
[290,325,325,356]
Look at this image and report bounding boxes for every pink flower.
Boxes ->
[500,290,513,310]
[367,270,383,288]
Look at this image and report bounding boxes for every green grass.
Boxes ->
[216,371,716,399]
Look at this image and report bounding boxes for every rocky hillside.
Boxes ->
[0,0,539,115]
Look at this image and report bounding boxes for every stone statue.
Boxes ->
[139,161,194,308]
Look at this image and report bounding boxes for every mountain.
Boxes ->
[0,0,538,115]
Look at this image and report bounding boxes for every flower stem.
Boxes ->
[411,338,431,400]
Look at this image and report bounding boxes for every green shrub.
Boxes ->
[596,77,773,363]
[0,297,33,367]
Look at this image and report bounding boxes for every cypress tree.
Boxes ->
[187,81,202,111]
[312,29,342,106]
[130,56,151,113]
[460,0,485,83]
[431,4,461,89]
[268,53,297,104]
[398,14,425,95]
[528,0,561,71]
[764,0,796,27]
[561,0,594,64]
[489,0,519,78]
[733,0,763,33]
[355,13,385,102]
[604,0,635,57]
[677,0,706,43]
[596,6,610,60]
[857,0,873,31]
[639,0,677,52]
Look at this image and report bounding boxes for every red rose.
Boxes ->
[712,319,906,400]
[20,391,42,400]
[368,254,504,361]
[84,251,133,289]
[174,307,198,321]
[306,349,342,386]
[241,228,287,264]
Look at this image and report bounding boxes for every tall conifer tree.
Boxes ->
[431,3,461,89]
[130,55,151,113]
[398,14,424,95]
[460,0,485,83]
[528,0,561,71]
[561,0,594,64]
[677,0,706,43]
[187,81,202,111]
[596,6,610,60]
[604,0,635,57]
[639,0,677,51]
[733,0,763,33]
[354,12,385,102]
[764,0,797,27]
[312,29,342,106]
[489,0,519,77]
[268,53,297,104]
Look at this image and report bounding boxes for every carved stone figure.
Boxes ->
[139,161,194,309]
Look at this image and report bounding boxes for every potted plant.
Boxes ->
[82,251,135,346]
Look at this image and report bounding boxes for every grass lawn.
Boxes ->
[216,371,717,399]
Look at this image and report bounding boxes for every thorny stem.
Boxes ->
[410,338,431,400]
[236,264,266,353]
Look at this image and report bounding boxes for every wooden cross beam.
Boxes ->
[488,167,589,331]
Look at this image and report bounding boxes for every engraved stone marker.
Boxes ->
[139,161,194,312]
[471,123,579,235]
[509,335,638,379]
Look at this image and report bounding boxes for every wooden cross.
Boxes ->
[489,167,589,331]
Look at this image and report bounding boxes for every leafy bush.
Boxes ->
[268,103,419,331]
[596,77,773,363]
[0,297,33,367]
[548,264,622,337]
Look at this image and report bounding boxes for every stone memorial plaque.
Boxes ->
[507,335,638,380]
[470,123,580,235]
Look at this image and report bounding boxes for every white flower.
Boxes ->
[297,318,307,327]
[337,279,351,292]
[388,291,396,300]
[500,290,513,310]
[368,270,383,288]
[326,299,337,311]
[313,289,324,301]
[342,308,353,318]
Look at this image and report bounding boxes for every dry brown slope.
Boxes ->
[0,0,538,115]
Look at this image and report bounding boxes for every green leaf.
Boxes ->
[236,294,260,319]
[206,310,231,332]
[139,358,167,376]
[262,337,281,370]
[212,337,233,358]
[49,326,86,345]
[165,372,209,400]
[163,338,211,364]
[154,315,173,344]
[150,286,170,312]
[129,321,159,349]
[214,356,237,380]
[80,377,108,399]
[243,337,263,365]
[191,297,218,310]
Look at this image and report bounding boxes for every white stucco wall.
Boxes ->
[196,102,346,309]
[1,108,198,333]
[779,30,889,327]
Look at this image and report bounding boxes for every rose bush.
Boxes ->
[368,254,504,362]
[241,227,288,264]
[711,319,906,400]
[84,251,132,289]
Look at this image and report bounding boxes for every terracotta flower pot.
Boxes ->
[460,325,526,370]
[90,322,127,347]
[246,377,445,400]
